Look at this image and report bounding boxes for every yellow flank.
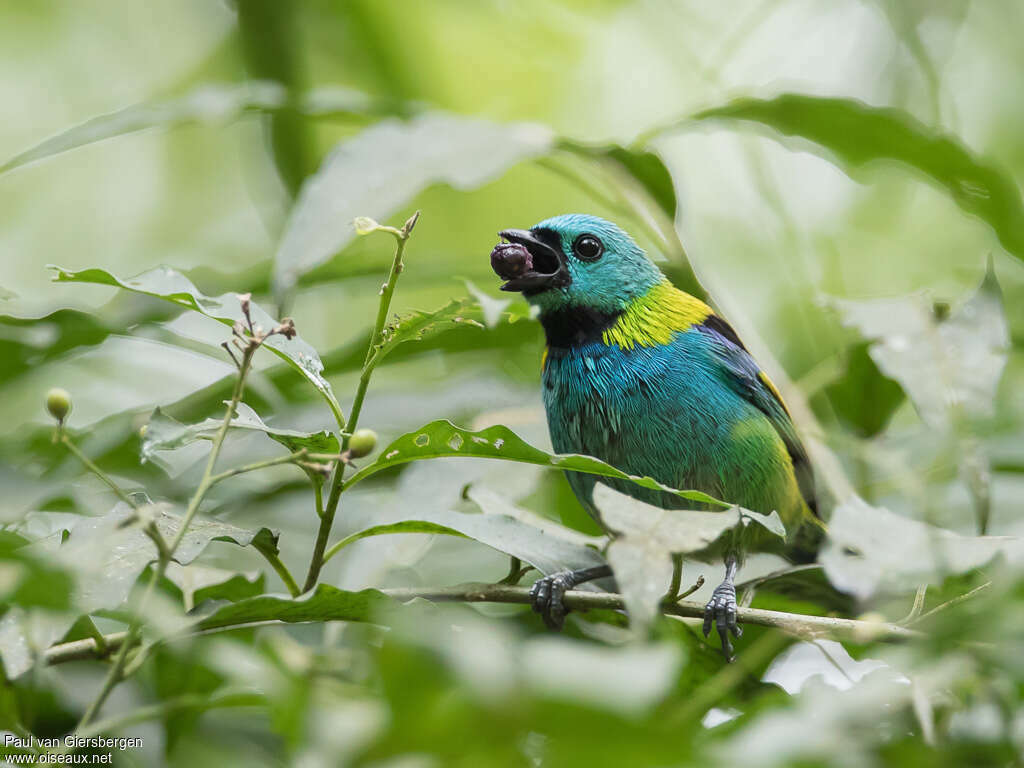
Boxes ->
[541,347,548,370]
[602,280,712,350]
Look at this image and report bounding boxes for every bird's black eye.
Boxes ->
[572,234,603,262]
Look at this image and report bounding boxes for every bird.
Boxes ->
[489,213,825,658]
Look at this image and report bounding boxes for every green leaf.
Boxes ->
[371,298,485,369]
[830,263,1008,428]
[143,403,338,461]
[819,342,905,438]
[0,504,280,679]
[164,563,265,611]
[562,141,677,219]
[330,488,605,575]
[49,265,344,427]
[462,281,510,329]
[196,584,397,632]
[821,497,1024,600]
[49,503,280,615]
[272,112,554,299]
[344,419,727,508]
[0,530,74,610]
[0,308,114,387]
[0,82,380,176]
[1,83,286,175]
[693,95,1024,264]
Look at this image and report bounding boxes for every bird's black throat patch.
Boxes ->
[539,306,622,348]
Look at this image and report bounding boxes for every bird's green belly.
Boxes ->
[542,337,804,527]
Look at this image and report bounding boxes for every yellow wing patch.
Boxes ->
[602,280,712,350]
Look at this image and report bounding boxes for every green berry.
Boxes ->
[348,428,378,458]
[46,388,72,424]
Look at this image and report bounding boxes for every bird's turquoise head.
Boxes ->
[490,214,662,315]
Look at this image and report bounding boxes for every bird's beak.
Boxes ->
[492,229,570,293]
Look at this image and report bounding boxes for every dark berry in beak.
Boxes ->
[490,242,533,280]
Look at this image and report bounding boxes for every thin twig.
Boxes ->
[206,449,308,486]
[899,584,929,624]
[76,339,258,731]
[909,581,993,626]
[76,691,264,738]
[60,434,139,509]
[258,548,301,598]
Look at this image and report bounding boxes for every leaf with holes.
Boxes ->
[344,419,726,508]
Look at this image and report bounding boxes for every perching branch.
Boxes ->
[381,584,921,644]
[41,582,921,671]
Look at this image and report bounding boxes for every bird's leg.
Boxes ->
[703,553,742,660]
[529,565,613,630]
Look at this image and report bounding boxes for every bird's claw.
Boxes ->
[703,579,742,660]
[529,571,576,631]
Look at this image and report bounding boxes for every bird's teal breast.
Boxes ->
[542,329,798,520]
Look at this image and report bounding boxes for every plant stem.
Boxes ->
[303,221,414,592]
[77,690,264,738]
[206,449,308,486]
[76,343,257,730]
[74,568,159,729]
[60,434,139,508]
[258,548,301,598]
[169,347,255,554]
[909,581,992,625]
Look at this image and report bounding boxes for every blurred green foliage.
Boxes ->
[1,1,1024,766]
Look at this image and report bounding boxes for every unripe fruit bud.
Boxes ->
[46,388,72,424]
[348,428,378,458]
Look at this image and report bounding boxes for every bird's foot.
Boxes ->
[529,571,577,631]
[528,565,613,631]
[703,578,742,661]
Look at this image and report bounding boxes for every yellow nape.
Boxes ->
[602,281,712,350]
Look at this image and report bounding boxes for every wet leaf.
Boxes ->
[0,504,279,678]
[344,419,727,508]
[49,265,344,426]
[272,112,554,299]
[143,403,338,464]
